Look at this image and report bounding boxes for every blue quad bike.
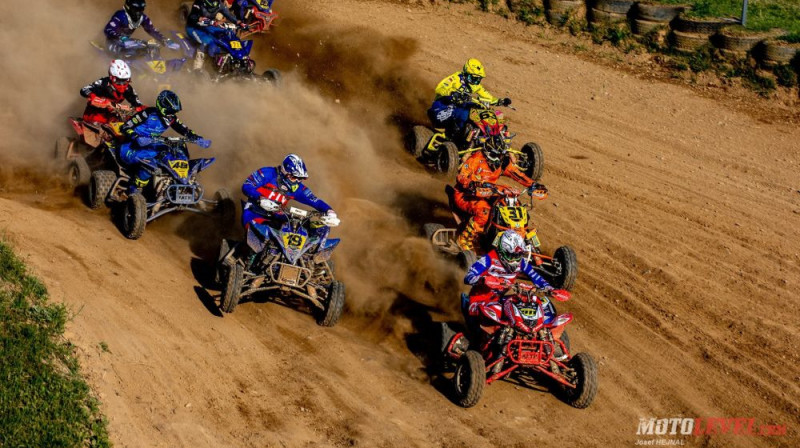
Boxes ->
[176,11,281,83]
[87,136,235,240]
[90,34,191,88]
[216,206,344,326]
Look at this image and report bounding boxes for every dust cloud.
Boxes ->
[0,0,466,339]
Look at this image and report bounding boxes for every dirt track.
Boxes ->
[1,0,799,447]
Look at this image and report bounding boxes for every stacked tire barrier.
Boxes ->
[545,0,585,26]
[670,14,739,52]
[633,2,686,37]
[589,0,634,26]
[762,39,800,67]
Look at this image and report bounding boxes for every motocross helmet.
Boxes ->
[124,0,146,24]
[156,90,182,118]
[279,154,308,191]
[497,230,526,272]
[463,58,485,86]
[483,135,506,169]
[109,59,132,92]
[203,0,221,11]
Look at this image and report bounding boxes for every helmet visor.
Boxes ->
[465,74,483,86]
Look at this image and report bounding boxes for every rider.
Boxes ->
[428,58,511,144]
[228,0,273,22]
[104,0,177,56]
[80,59,143,125]
[447,230,554,356]
[120,90,210,193]
[241,154,340,233]
[453,138,544,251]
[186,0,244,71]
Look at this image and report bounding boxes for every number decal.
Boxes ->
[282,233,306,250]
[230,40,243,49]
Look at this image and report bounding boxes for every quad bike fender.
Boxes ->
[547,313,573,339]
[320,238,340,251]
[189,157,215,176]
[69,118,84,136]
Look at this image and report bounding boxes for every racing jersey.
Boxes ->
[465,249,550,290]
[242,167,332,213]
[187,0,239,27]
[456,151,535,199]
[104,10,167,43]
[80,77,143,108]
[434,71,499,105]
[121,108,196,140]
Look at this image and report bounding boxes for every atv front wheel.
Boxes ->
[262,68,282,85]
[67,156,91,189]
[437,142,460,176]
[221,262,244,313]
[178,2,192,24]
[122,193,147,239]
[215,239,232,287]
[552,245,578,290]
[453,350,485,408]
[317,281,345,327]
[559,352,598,409]
[423,223,445,244]
[519,142,545,181]
[412,126,433,158]
[88,170,116,210]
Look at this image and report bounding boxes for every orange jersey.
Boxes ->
[455,152,535,198]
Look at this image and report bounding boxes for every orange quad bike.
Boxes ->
[55,104,137,189]
[446,283,598,409]
[424,185,578,290]
[410,100,544,179]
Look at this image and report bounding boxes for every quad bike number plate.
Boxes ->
[230,40,243,49]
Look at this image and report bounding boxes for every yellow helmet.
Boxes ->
[463,58,486,85]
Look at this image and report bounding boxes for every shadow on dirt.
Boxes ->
[391,190,451,232]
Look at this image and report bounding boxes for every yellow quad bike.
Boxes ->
[424,185,578,290]
[411,102,544,179]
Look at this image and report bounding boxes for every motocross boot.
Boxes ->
[456,218,481,251]
[127,177,149,195]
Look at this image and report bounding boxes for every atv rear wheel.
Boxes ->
[559,352,598,409]
[221,263,244,313]
[122,193,147,239]
[412,126,433,158]
[457,249,477,270]
[67,156,91,189]
[317,281,345,327]
[453,350,485,408]
[88,170,116,210]
[436,142,460,176]
[214,189,236,230]
[423,223,445,243]
[519,142,544,181]
[552,245,578,290]
[178,2,192,25]
[262,68,282,85]
[55,137,71,160]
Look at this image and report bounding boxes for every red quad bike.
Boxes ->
[55,104,136,189]
[424,185,578,290]
[448,283,598,409]
[410,101,544,179]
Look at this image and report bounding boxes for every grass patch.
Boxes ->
[0,241,110,448]
[654,0,800,34]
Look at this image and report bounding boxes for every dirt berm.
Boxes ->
[0,0,798,447]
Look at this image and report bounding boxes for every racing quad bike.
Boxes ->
[410,100,544,178]
[175,16,281,83]
[88,136,234,240]
[90,35,189,89]
[446,283,597,409]
[216,206,344,326]
[424,185,578,290]
[179,1,279,40]
[56,104,137,189]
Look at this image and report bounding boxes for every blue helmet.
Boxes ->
[279,154,308,189]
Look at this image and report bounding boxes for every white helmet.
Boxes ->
[109,59,132,82]
[497,230,526,271]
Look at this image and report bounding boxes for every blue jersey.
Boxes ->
[121,108,195,140]
[242,167,331,213]
[104,10,166,43]
[464,250,550,289]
